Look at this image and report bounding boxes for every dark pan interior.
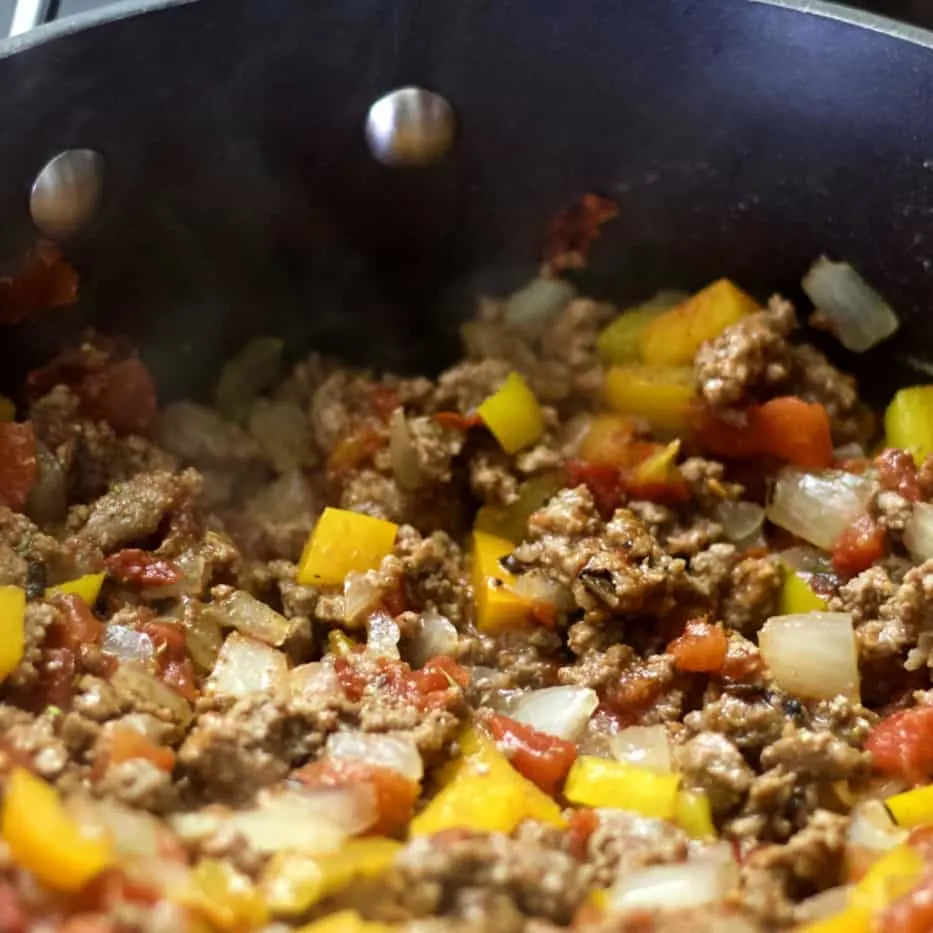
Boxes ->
[0,0,932,406]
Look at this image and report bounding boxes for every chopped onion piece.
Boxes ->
[101,625,156,665]
[27,442,67,527]
[142,550,206,600]
[607,857,738,914]
[344,572,384,625]
[767,468,875,551]
[778,546,834,576]
[847,799,906,853]
[207,632,288,699]
[289,662,341,699]
[833,442,866,461]
[215,336,285,422]
[904,501,933,562]
[69,798,162,859]
[366,611,400,660]
[389,410,421,491]
[609,725,673,772]
[714,501,765,545]
[203,590,298,647]
[247,470,319,525]
[797,886,852,923]
[759,612,859,702]
[503,277,577,326]
[409,609,459,668]
[249,399,312,474]
[111,663,192,727]
[326,732,423,782]
[509,686,599,741]
[182,602,224,673]
[511,570,574,611]
[802,257,899,352]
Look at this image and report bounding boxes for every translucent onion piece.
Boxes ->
[249,398,312,474]
[846,800,907,881]
[141,550,206,600]
[904,501,933,563]
[778,546,834,576]
[833,442,866,461]
[607,857,738,914]
[366,611,400,660]
[767,468,875,551]
[110,663,192,727]
[759,612,859,702]
[101,625,156,665]
[503,277,577,326]
[326,732,423,782]
[511,570,574,612]
[289,662,341,700]
[389,410,421,492]
[246,470,318,525]
[70,798,162,859]
[802,257,899,352]
[157,401,258,466]
[207,632,289,699]
[714,500,765,545]
[509,686,599,741]
[409,609,459,668]
[344,572,384,625]
[609,724,673,772]
[215,336,285,422]
[182,602,224,674]
[796,886,852,923]
[26,442,67,527]
[202,590,298,647]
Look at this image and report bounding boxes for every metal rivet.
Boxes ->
[365,87,456,167]
[30,149,104,239]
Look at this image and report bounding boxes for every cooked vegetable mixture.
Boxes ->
[5,253,933,933]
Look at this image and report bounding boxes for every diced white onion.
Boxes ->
[76,798,162,859]
[846,799,907,880]
[141,550,206,601]
[767,468,875,551]
[778,546,833,576]
[511,570,574,611]
[366,611,400,659]
[714,501,766,545]
[609,725,673,772]
[182,603,224,673]
[289,662,341,699]
[503,277,577,325]
[326,731,423,782]
[409,609,459,668]
[246,470,319,525]
[249,399,312,474]
[344,572,384,625]
[904,501,933,562]
[110,663,193,727]
[759,612,859,702]
[389,410,421,491]
[203,590,298,647]
[207,632,289,699]
[607,857,738,914]
[797,886,852,923]
[158,401,258,465]
[802,257,899,353]
[101,625,156,665]
[509,686,599,741]
[833,443,866,461]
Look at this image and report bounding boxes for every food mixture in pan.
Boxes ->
[2,206,933,933]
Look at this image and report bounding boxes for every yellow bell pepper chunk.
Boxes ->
[296,910,397,933]
[795,908,872,933]
[297,508,398,586]
[471,530,532,634]
[639,279,759,367]
[1,767,113,893]
[604,365,696,434]
[181,859,268,931]
[596,305,668,364]
[261,838,401,916]
[0,395,14,422]
[564,757,680,820]
[328,630,361,658]
[0,585,25,682]
[46,572,107,606]
[477,372,545,455]
[475,472,563,543]
[886,784,933,828]
[675,789,716,839]
[631,439,682,485]
[885,385,933,463]
[849,844,924,914]
[412,727,565,836]
[778,568,828,615]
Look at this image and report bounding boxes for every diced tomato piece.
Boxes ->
[0,240,78,325]
[483,712,577,797]
[0,422,38,512]
[47,593,103,652]
[107,726,175,773]
[567,459,624,519]
[566,808,599,861]
[103,549,181,587]
[0,883,26,933]
[36,646,76,710]
[878,869,933,933]
[577,416,642,468]
[876,448,922,503]
[866,706,933,784]
[327,424,385,478]
[667,619,728,673]
[543,193,618,271]
[138,620,197,701]
[77,358,158,437]
[431,411,484,432]
[419,655,471,689]
[333,657,368,701]
[720,636,764,683]
[832,514,886,578]
[294,758,418,835]
[603,667,667,728]
[695,396,833,469]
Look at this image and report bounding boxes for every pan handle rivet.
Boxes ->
[30,149,104,239]
[365,87,456,167]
